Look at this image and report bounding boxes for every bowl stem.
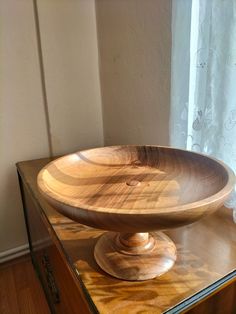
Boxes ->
[116,232,155,254]
[94,231,177,281]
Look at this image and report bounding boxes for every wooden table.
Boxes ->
[17,158,236,313]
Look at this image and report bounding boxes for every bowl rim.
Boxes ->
[37,145,236,215]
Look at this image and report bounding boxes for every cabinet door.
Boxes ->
[185,280,236,314]
[20,179,94,314]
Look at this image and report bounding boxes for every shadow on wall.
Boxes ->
[0,166,27,253]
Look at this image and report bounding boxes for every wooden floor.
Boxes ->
[0,254,50,314]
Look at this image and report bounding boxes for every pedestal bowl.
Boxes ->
[37,145,235,281]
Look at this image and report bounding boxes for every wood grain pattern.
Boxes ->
[184,279,236,314]
[17,158,236,313]
[0,255,50,314]
[37,145,235,280]
[51,214,236,314]
[94,231,176,280]
[37,146,235,232]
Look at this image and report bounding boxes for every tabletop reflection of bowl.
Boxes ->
[37,145,235,281]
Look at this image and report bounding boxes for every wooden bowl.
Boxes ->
[38,146,235,280]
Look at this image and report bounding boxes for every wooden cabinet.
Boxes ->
[17,158,236,313]
[18,175,93,313]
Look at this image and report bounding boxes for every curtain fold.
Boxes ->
[170,0,236,215]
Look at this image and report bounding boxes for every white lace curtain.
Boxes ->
[170,0,236,213]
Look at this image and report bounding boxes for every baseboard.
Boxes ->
[0,243,29,263]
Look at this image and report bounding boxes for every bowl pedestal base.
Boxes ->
[94,231,177,281]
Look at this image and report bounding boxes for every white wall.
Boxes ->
[0,0,172,257]
[0,0,103,256]
[0,0,50,253]
[96,0,172,146]
[37,0,104,155]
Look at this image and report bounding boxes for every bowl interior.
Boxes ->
[39,146,230,212]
